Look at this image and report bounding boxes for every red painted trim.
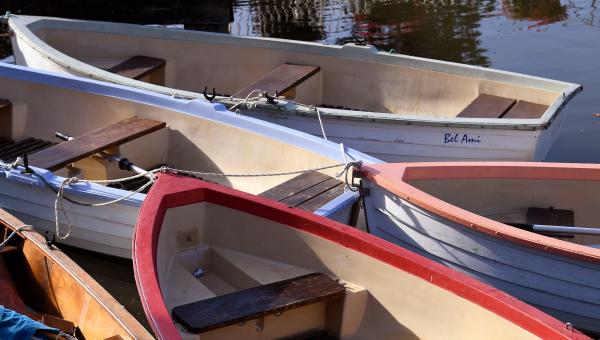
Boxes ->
[360,162,600,263]
[133,173,589,340]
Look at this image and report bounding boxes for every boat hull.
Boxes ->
[362,182,600,335]
[0,209,152,339]
[133,173,587,339]
[8,15,580,162]
[245,109,556,161]
[0,63,378,259]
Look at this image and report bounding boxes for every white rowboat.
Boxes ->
[6,14,582,162]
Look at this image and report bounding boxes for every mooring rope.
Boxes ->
[0,225,33,249]
[1,159,364,241]
[228,89,330,141]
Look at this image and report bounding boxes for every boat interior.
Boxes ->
[25,19,571,119]
[0,210,149,339]
[407,171,600,247]
[0,75,347,210]
[152,199,552,340]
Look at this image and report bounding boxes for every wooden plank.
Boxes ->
[527,207,574,226]
[457,94,516,118]
[281,178,343,208]
[297,182,345,212]
[502,101,548,119]
[106,56,166,80]
[233,64,320,99]
[260,171,331,202]
[29,117,166,171]
[172,273,345,333]
[0,99,11,140]
[0,139,53,162]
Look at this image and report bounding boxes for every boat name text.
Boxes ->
[443,133,481,144]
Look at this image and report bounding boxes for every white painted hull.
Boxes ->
[245,110,551,161]
[362,183,600,334]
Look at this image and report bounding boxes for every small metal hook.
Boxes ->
[352,33,367,46]
[44,231,56,249]
[203,86,216,102]
[264,91,278,104]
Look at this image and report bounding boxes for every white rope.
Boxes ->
[54,177,78,240]
[313,106,328,140]
[229,89,264,112]
[53,173,157,240]
[0,225,32,249]
[159,163,344,178]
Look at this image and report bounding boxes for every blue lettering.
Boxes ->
[443,133,481,144]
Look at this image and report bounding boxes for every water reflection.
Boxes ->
[502,0,568,27]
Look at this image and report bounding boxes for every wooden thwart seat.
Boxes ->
[28,116,166,171]
[527,207,574,226]
[457,94,548,119]
[106,56,166,80]
[172,273,345,333]
[233,63,320,99]
[260,171,344,212]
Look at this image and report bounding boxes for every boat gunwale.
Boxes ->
[0,208,152,339]
[7,15,582,130]
[132,172,587,340]
[359,162,600,264]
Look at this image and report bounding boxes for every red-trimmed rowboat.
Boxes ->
[359,162,600,336]
[133,172,587,339]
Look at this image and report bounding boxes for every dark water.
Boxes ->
[2,0,600,161]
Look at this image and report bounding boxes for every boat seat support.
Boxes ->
[106,55,166,81]
[28,116,166,171]
[0,99,12,140]
[527,207,574,226]
[233,63,320,99]
[260,171,344,212]
[172,273,345,333]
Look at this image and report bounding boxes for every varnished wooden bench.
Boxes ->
[233,63,320,99]
[106,55,166,81]
[457,94,548,119]
[260,171,344,212]
[28,116,166,171]
[172,273,345,333]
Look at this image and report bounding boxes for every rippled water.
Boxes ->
[2,0,600,161]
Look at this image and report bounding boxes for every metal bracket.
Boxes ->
[203,87,216,102]
[352,33,367,46]
[21,154,32,174]
[255,317,264,332]
[265,91,278,104]
[44,231,56,249]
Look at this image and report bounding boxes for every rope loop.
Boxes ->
[0,224,33,249]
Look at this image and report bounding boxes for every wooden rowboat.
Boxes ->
[0,62,378,259]
[6,15,581,162]
[0,208,152,339]
[132,172,588,339]
[358,162,600,335]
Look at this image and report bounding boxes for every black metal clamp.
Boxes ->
[203,86,216,102]
[264,91,278,104]
[44,231,56,249]
[21,154,32,174]
[353,33,367,46]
